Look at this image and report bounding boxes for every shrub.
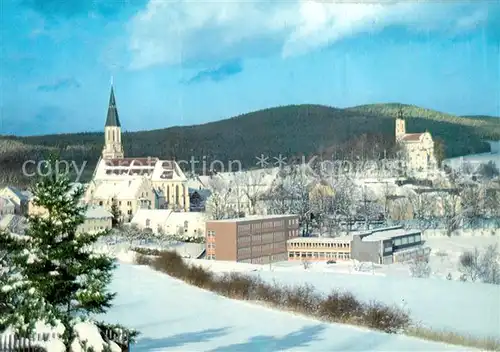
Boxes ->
[135,253,153,266]
[362,301,410,333]
[214,273,256,300]
[135,250,411,335]
[318,291,363,323]
[185,265,213,288]
[281,284,320,315]
[132,247,162,256]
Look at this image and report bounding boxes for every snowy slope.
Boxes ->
[250,270,500,340]
[100,264,471,351]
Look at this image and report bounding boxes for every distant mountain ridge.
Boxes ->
[1,103,499,186]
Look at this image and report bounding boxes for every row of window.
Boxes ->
[288,251,351,260]
[288,241,350,249]
[207,230,216,237]
[207,243,216,249]
[237,241,287,257]
[287,218,299,226]
[207,254,216,260]
[393,234,421,247]
[238,252,288,264]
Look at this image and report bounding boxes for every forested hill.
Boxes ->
[1,103,499,186]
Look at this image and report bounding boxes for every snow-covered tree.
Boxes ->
[0,231,52,335]
[441,191,463,236]
[115,223,145,245]
[110,198,121,228]
[1,159,126,350]
[205,176,233,220]
[237,171,267,216]
[409,256,431,278]
[408,191,433,230]
[460,184,485,228]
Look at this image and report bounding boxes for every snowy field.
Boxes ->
[100,263,471,351]
[170,235,500,340]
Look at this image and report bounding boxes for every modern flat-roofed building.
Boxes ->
[205,214,299,263]
[287,236,352,262]
[351,225,429,264]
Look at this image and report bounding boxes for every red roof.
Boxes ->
[400,133,423,142]
[105,157,159,167]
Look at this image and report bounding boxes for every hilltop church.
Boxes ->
[85,85,190,221]
[395,109,436,172]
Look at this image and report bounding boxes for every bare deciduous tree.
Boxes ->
[441,191,463,236]
[408,191,433,230]
[409,257,431,278]
[460,184,485,228]
[458,248,481,282]
[479,244,500,285]
[205,176,233,220]
[236,170,267,216]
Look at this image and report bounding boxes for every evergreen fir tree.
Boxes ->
[0,231,53,335]
[110,198,121,228]
[2,158,119,350]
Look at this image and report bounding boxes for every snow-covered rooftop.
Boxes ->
[92,178,147,199]
[361,228,421,242]
[85,206,112,219]
[208,214,298,223]
[288,236,352,244]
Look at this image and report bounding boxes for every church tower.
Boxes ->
[102,84,124,159]
[395,107,406,141]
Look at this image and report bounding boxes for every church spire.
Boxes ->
[105,83,121,127]
[397,107,404,120]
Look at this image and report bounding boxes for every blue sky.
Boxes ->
[1,0,499,136]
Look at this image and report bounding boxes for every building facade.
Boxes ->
[0,187,31,215]
[77,206,113,234]
[395,109,436,172]
[205,214,299,263]
[287,236,352,261]
[86,84,190,213]
[0,196,15,217]
[131,209,205,237]
[286,226,429,265]
[351,226,429,264]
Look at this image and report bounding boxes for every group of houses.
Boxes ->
[0,84,439,266]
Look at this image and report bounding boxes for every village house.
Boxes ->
[131,209,205,238]
[0,196,15,217]
[77,206,113,234]
[85,178,155,223]
[0,186,32,215]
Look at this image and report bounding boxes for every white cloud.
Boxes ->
[127,0,491,69]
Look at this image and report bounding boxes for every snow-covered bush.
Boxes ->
[409,257,431,278]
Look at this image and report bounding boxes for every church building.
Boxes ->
[85,85,190,221]
[395,108,436,172]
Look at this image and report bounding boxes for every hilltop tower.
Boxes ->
[395,107,406,141]
[102,83,124,160]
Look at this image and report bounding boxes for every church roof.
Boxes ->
[105,86,121,127]
[400,133,424,142]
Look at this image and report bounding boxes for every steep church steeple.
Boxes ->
[102,81,124,160]
[105,85,121,127]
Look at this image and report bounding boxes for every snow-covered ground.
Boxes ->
[168,236,500,341]
[100,263,471,351]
